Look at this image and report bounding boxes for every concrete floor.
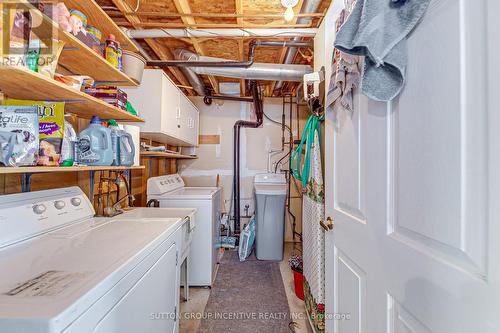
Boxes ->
[179,243,312,333]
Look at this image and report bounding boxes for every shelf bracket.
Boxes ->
[89,170,96,199]
[21,173,32,193]
[124,169,133,206]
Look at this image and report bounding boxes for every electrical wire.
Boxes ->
[262,111,293,174]
[274,151,291,173]
[263,111,292,136]
[132,0,141,12]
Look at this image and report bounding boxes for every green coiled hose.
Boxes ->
[291,113,324,187]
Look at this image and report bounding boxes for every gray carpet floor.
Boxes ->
[197,250,291,333]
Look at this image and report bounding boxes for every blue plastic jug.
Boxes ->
[108,119,121,166]
[118,131,135,166]
[108,119,135,166]
[78,116,113,166]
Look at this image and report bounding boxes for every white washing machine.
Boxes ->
[147,174,221,286]
[0,187,184,333]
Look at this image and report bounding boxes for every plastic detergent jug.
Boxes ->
[108,119,135,166]
[60,119,77,166]
[118,129,135,166]
[78,116,113,166]
[108,119,120,166]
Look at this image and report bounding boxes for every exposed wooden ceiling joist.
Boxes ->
[110,0,193,95]
[172,0,219,94]
[99,0,332,97]
[236,0,245,96]
[270,0,305,95]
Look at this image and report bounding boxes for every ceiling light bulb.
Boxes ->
[284,6,295,22]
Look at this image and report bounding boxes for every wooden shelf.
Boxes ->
[0,165,145,175]
[17,0,138,86]
[62,0,139,53]
[0,66,144,122]
[140,152,198,159]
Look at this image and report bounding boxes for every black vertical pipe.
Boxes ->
[285,94,295,240]
[282,98,286,151]
[233,81,263,237]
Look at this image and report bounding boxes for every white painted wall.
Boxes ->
[179,97,308,241]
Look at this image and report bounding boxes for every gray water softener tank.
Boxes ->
[254,173,287,261]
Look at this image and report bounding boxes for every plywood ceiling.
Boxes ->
[98,0,331,96]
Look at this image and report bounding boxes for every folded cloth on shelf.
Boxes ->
[334,0,431,101]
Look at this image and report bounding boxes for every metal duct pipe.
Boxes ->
[151,41,312,69]
[170,49,312,82]
[274,0,323,92]
[127,36,153,62]
[125,28,317,39]
[180,68,206,96]
[191,61,311,82]
[122,28,207,96]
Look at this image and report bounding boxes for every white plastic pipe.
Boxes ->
[125,28,317,39]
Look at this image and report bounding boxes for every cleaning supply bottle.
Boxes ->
[78,116,113,166]
[118,126,135,166]
[117,41,123,71]
[60,119,77,166]
[105,34,119,68]
[108,120,135,166]
[108,119,121,166]
[26,39,41,72]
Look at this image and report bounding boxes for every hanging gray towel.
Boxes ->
[334,0,431,101]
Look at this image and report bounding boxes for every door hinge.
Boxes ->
[174,305,177,321]
[176,250,179,266]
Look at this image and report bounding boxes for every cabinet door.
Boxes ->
[179,96,198,146]
[187,101,199,146]
[162,74,181,139]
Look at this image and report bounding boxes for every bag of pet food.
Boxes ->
[3,100,65,166]
[0,106,39,167]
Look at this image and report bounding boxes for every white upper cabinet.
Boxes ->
[179,96,199,146]
[123,69,199,147]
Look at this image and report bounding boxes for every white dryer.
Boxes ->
[118,207,196,300]
[147,174,221,286]
[0,187,184,333]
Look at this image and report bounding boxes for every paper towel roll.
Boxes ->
[123,125,141,166]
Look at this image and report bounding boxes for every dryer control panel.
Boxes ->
[0,187,95,248]
[147,174,185,196]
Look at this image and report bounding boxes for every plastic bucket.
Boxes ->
[122,50,146,84]
[293,270,304,300]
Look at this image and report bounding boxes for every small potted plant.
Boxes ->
[289,254,304,300]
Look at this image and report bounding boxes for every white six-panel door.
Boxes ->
[323,0,500,332]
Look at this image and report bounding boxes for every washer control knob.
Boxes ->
[71,197,82,207]
[33,204,47,215]
[54,200,66,210]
